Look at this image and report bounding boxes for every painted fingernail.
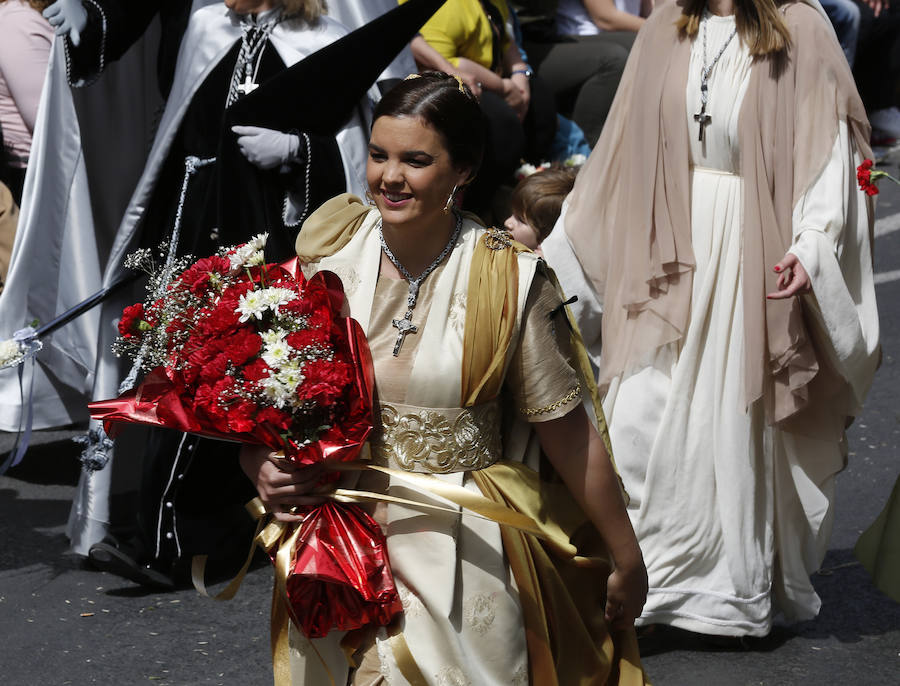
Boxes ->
[774,266,781,272]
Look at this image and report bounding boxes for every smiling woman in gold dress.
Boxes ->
[240,71,650,685]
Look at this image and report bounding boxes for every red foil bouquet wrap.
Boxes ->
[90,237,401,637]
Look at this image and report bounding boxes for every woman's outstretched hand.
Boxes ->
[605,556,649,630]
[767,252,811,299]
[239,445,327,522]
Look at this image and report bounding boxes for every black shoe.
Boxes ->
[88,539,176,590]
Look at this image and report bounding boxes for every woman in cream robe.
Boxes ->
[543,0,879,637]
[241,72,649,685]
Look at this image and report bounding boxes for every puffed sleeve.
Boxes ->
[504,269,582,422]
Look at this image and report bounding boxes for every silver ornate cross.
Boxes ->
[391,314,418,356]
[378,213,463,357]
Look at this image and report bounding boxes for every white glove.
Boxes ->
[232,125,304,172]
[43,0,89,47]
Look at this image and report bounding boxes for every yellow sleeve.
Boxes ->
[399,0,489,69]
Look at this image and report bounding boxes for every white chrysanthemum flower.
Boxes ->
[258,376,293,409]
[261,329,286,346]
[0,339,23,367]
[246,250,265,267]
[260,287,296,315]
[564,153,587,168]
[262,339,292,367]
[229,237,267,271]
[228,248,249,271]
[275,364,306,390]
[236,290,268,322]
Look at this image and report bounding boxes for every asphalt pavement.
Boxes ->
[2,162,900,685]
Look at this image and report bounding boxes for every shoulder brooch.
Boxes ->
[483,228,513,251]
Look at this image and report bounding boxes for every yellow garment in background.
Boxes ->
[398,0,511,70]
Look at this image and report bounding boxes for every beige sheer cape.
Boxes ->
[563,0,874,431]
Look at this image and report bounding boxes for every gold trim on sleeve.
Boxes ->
[520,384,581,417]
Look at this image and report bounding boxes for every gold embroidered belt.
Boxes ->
[370,400,502,473]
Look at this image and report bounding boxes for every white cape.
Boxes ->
[0,30,161,431]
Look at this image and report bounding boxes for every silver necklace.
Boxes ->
[378,212,463,356]
[226,11,281,107]
[693,13,738,142]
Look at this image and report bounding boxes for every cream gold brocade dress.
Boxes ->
[292,215,583,685]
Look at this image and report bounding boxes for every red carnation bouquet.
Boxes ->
[90,235,401,638]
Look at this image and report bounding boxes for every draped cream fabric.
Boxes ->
[546,1,878,636]
[560,0,876,429]
[297,198,536,685]
[291,194,647,684]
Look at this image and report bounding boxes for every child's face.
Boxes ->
[504,214,541,250]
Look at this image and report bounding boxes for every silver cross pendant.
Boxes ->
[693,104,711,142]
[237,74,258,96]
[391,317,418,356]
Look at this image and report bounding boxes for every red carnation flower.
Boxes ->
[198,352,230,385]
[242,357,270,382]
[193,381,226,422]
[226,399,257,433]
[118,303,148,339]
[297,359,353,404]
[286,329,330,350]
[226,328,263,367]
[857,158,900,197]
[257,406,293,431]
[179,255,232,295]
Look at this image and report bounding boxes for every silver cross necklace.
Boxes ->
[226,11,281,107]
[378,211,463,356]
[693,13,738,142]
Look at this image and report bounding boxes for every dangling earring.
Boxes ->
[443,184,459,214]
[365,190,376,206]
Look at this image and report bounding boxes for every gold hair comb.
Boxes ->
[404,72,469,96]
